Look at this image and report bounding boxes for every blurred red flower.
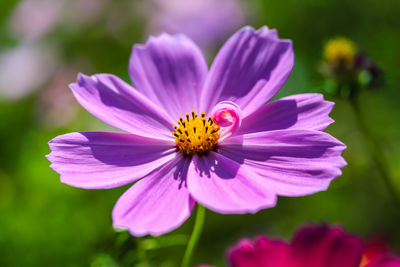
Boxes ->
[228,224,400,267]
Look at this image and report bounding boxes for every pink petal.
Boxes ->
[200,26,294,116]
[219,130,346,196]
[129,33,208,120]
[70,73,174,139]
[47,132,176,189]
[366,257,400,267]
[112,157,194,236]
[362,237,391,265]
[187,152,277,214]
[228,236,291,267]
[237,93,335,135]
[291,224,363,267]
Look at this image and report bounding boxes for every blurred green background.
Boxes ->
[1,0,400,266]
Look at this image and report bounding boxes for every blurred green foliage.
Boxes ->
[0,0,400,266]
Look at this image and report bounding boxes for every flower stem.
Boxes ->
[181,205,206,267]
[349,94,400,211]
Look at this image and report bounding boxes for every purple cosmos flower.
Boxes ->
[47,26,346,236]
[228,224,400,267]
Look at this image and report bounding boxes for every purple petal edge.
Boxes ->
[112,157,195,236]
[46,132,176,189]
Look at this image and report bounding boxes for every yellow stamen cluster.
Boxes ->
[172,110,220,155]
[324,37,356,65]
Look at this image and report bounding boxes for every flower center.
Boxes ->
[172,110,220,155]
[324,37,356,66]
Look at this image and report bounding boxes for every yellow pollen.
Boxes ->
[172,110,220,155]
[324,37,356,65]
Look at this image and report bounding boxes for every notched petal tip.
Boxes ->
[112,198,194,237]
[235,25,291,43]
[67,72,86,92]
[133,32,197,52]
[111,158,194,237]
[76,72,90,85]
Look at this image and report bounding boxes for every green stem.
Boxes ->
[136,240,150,267]
[181,205,206,267]
[349,94,400,211]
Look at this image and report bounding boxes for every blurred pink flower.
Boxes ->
[36,67,80,128]
[228,224,400,267]
[10,0,105,41]
[4,0,104,103]
[65,0,105,26]
[10,0,62,41]
[146,0,246,50]
[0,43,58,101]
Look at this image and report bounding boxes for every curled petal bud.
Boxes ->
[211,101,242,139]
